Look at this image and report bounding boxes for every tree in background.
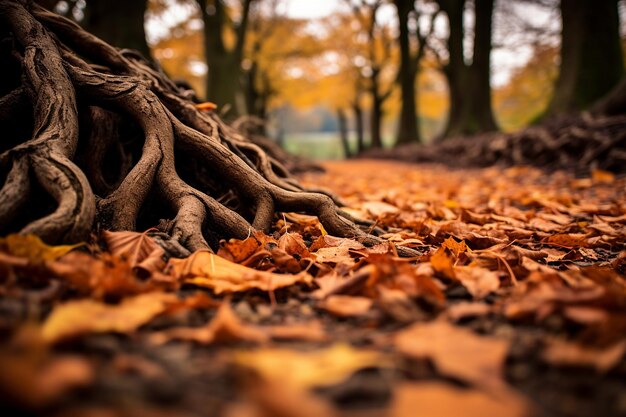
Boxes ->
[435,0,498,138]
[196,0,253,116]
[348,0,397,149]
[546,0,624,116]
[392,0,438,145]
[37,0,152,60]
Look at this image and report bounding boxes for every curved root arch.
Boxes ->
[0,1,412,255]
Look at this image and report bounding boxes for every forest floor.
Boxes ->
[1,160,626,417]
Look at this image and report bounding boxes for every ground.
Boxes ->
[1,160,625,417]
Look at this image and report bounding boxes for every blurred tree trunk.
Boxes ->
[81,0,151,60]
[546,0,624,116]
[393,0,419,145]
[352,102,365,153]
[438,0,497,138]
[198,0,252,116]
[370,93,384,148]
[337,109,352,158]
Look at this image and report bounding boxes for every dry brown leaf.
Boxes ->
[42,292,178,343]
[542,338,626,373]
[277,232,311,258]
[232,344,386,389]
[168,251,312,294]
[545,233,589,249]
[102,230,166,276]
[267,320,328,342]
[46,252,157,298]
[152,301,268,345]
[430,247,456,280]
[446,302,491,322]
[394,320,509,388]
[390,382,532,417]
[319,295,373,317]
[0,234,81,262]
[218,231,270,263]
[454,266,501,299]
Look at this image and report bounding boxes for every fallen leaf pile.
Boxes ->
[1,160,625,417]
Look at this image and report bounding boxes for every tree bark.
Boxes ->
[0,1,423,256]
[198,0,252,116]
[393,0,420,145]
[352,102,365,153]
[337,108,351,158]
[546,0,624,116]
[81,0,151,60]
[438,0,498,138]
[370,94,384,149]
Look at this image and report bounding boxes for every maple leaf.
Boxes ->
[168,251,312,294]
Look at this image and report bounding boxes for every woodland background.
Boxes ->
[40,0,626,159]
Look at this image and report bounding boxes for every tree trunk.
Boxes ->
[198,0,252,116]
[546,0,624,116]
[337,109,351,158]
[0,1,423,256]
[81,0,151,60]
[394,0,420,145]
[439,0,466,138]
[353,102,365,153]
[466,0,498,133]
[439,0,497,138]
[370,96,384,149]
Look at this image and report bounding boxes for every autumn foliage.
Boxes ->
[1,160,625,416]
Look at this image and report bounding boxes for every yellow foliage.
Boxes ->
[0,234,81,262]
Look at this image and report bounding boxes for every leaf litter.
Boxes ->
[1,160,626,416]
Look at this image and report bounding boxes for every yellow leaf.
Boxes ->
[232,344,386,389]
[0,234,81,262]
[42,292,178,343]
[168,251,312,294]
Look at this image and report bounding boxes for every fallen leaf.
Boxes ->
[0,234,81,262]
[232,344,386,389]
[151,301,268,345]
[454,266,501,299]
[319,295,373,317]
[394,320,509,388]
[390,382,532,417]
[168,251,312,294]
[42,292,178,343]
[542,338,626,373]
[102,230,166,276]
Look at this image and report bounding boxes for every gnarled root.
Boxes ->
[0,1,416,256]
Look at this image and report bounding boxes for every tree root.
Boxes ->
[0,1,417,257]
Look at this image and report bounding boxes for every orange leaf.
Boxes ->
[168,251,312,294]
[195,101,217,111]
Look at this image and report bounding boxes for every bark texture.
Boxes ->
[0,1,408,255]
[546,0,624,116]
[438,0,498,138]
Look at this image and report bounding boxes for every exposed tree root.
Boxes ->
[0,1,416,256]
